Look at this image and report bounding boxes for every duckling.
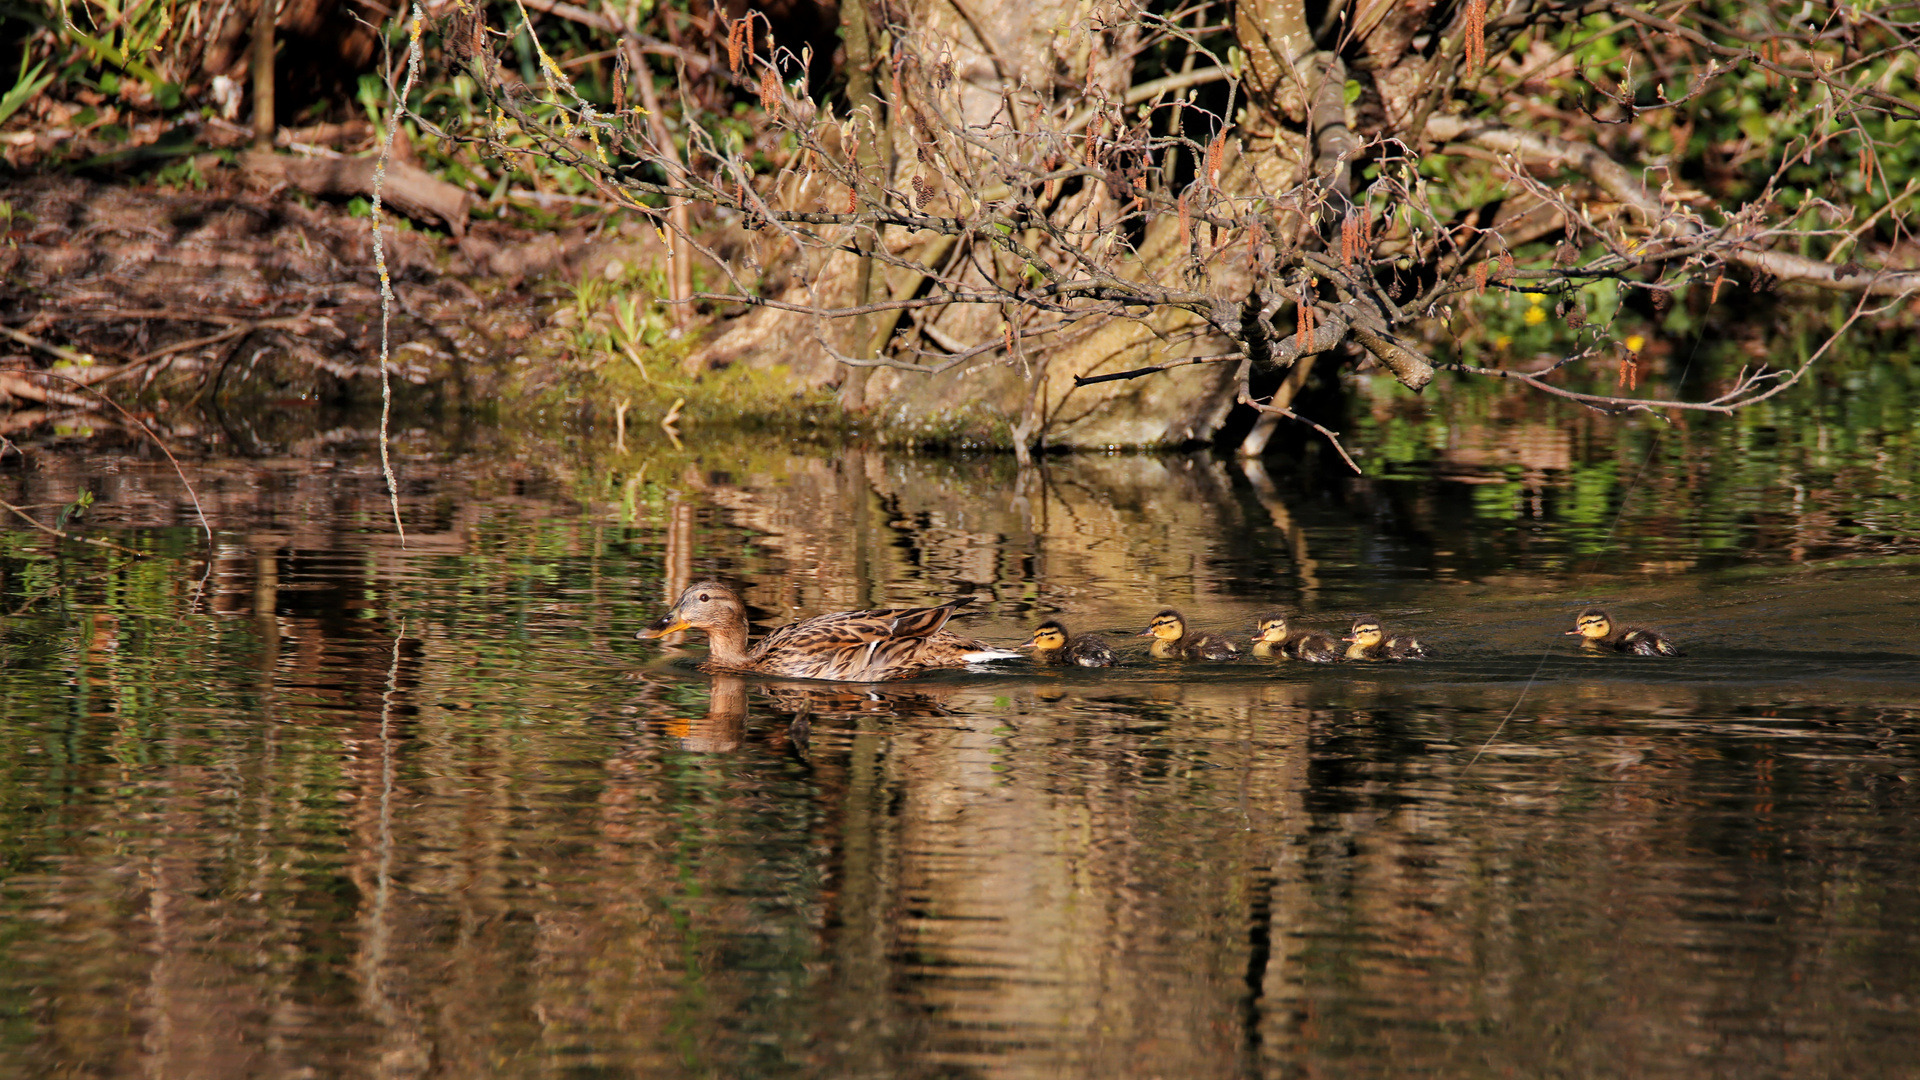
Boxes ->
[1250,612,1342,662]
[1138,608,1239,660]
[1565,608,1685,657]
[1018,619,1119,667]
[638,580,1021,681]
[1343,616,1433,661]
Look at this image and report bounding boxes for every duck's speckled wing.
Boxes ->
[1184,633,1240,661]
[1619,628,1685,657]
[1385,634,1433,659]
[740,597,1014,681]
[1284,632,1343,663]
[1064,634,1119,668]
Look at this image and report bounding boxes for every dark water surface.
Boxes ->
[3,411,1919,1077]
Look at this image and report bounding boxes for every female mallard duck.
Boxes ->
[1343,616,1433,660]
[1566,608,1685,656]
[638,580,1020,681]
[1138,609,1239,660]
[1019,619,1118,667]
[1250,612,1342,662]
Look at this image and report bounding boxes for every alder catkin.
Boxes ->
[759,65,780,110]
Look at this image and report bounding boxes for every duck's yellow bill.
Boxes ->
[638,617,692,639]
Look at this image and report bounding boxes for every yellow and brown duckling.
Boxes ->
[1018,619,1119,667]
[1250,612,1342,663]
[1138,608,1240,660]
[1566,608,1685,657]
[1343,616,1433,661]
[638,580,1020,681]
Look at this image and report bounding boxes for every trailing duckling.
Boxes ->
[1250,612,1342,662]
[1138,609,1239,660]
[1566,608,1685,656]
[1343,616,1433,661]
[1019,620,1119,667]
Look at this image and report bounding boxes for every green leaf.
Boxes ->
[0,57,55,128]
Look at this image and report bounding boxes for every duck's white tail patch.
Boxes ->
[962,648,1023,663]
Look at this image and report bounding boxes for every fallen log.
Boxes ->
[241,150,471,236]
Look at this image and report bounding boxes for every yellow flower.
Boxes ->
[1626,334,1645,352]
[1524,306,1546,326]
[1494,335,1513,351]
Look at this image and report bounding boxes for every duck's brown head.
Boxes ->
[1252,612,1292,644]
[1568,608,1613,640]
[639,580,747,638]
[1139,609,1187,641]
[1021,620,1071,652]
[1343,617,1384,648]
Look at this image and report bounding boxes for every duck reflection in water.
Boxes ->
[654,676,965,754]
[660,676,749,753]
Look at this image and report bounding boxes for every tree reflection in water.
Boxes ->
[0,417,1917,1078]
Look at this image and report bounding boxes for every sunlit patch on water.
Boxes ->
[2,431,1919,1077]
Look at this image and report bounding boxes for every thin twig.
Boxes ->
[369,3,422,549]
[1073,352,1241,385]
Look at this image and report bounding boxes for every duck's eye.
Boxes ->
[698,593,710,603]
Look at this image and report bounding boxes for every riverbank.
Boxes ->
[0,164,881,453]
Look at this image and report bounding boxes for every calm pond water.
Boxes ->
[3,379,1919,1077]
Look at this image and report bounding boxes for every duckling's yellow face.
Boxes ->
[1345,620,1383,648]
[1140,610,1187,641]
[1022,623,1069,651]
[640,581,746,637]
[1253,616,1290,643]
[1568,610,1613,640]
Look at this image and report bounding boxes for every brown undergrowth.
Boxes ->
[0,163,713,448]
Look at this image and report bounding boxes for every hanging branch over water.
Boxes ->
[369,1,425,549]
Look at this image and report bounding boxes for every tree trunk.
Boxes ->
[691,0,1348,450]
